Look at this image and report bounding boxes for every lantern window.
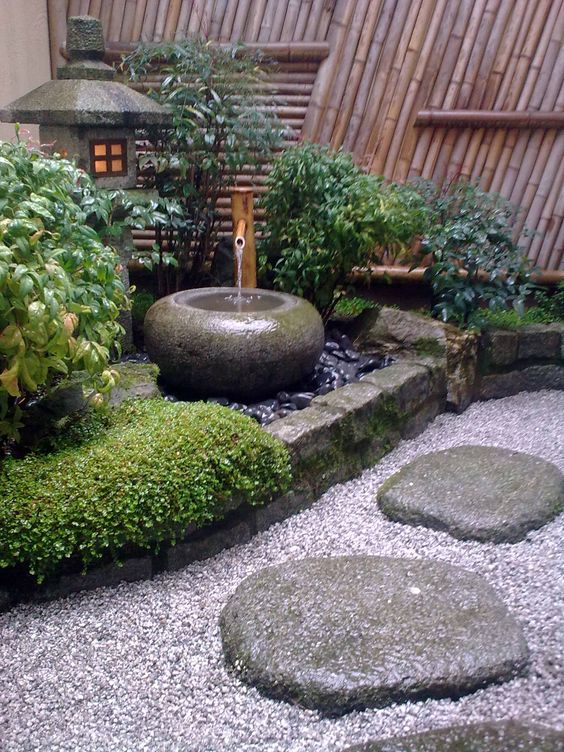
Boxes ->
[90,139,127,176]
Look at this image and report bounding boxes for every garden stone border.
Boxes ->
[2,309,561,610]
[0,359,444,611]
[354,307,564,410]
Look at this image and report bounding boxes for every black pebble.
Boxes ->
[207,397,230,406]
[291,392,315,409]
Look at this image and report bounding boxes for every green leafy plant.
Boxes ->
[0,399,292,582]
[131,290,155,322]
[0,139,134,440]
[259,143,429,320]
[411,179,534,327]
[123,38,284,295]
[473,281,564,329]
[332,296,378,319]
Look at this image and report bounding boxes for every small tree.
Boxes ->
[124,38,284,296]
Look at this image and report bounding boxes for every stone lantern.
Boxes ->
[0,15,171,187]
[0,15,172,349]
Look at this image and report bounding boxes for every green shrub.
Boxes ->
[131,290,155,322]
[473,282,564,329]
[259,142,428,320]
[0,139,132,440]
[411,179,534,327]
[124,38,283,295]
[0,400,291,581]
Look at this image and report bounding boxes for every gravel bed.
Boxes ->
[1,390,563,752]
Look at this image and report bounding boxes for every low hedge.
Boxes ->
[0,400,291,582]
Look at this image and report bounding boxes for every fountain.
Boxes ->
[144,197,325,399]
[144,287,324,399]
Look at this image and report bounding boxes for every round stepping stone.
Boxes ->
[343,720,564,751]
[377,445,564,543]
[220,556,528,715]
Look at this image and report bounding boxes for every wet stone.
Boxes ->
[291,392,315,409]
[207,397,230,406]
[324,340,341,352]
[220,556,528,716]
[159,330,394,426]
[342,720,564,752]
[378,445,564,543]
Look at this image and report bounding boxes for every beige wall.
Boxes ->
[0,0,51,142]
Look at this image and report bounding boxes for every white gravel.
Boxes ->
[1,390,563,752]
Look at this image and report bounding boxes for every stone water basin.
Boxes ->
[144,287,325,399]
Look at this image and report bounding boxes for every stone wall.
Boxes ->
[0,358,445,611]
[2,310,561,610]
[354,308,564,411]
[476,324,564,399]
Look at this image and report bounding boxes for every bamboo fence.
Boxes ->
[46,0,564,272]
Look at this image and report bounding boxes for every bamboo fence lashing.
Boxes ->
[50,0,563,271]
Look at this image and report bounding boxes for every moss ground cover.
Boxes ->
[0,400,291,582]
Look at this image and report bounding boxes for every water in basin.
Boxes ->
[181,291,287,313]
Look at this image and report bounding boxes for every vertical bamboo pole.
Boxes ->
[258,0,277,42]
[352,0,416,159]
[99,0,113,37]
[231,189,256,288]
[247,0,270,41]
[210,0,229,38]
[121,0,137,42]
[131,0,149,40]
[303,0,326,41]
[47,0,68,76]
[187,0,206,34]
[382,0,449,178]
[219,0,240,40]
[230,0,253,39]
[294,0,312,41]
[153,0,172,42]
[88,0,103,18]
[140,0,160,40]
[343,0,397,154]
[280,0,301,41]
[319,0,370,145]
[547,216,563,272]
[108,0,126,42]
[163,0,183,39]
[364,0,425,166]
[270,1,289,41]
[332,0,384,150]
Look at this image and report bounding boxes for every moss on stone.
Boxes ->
[294,398,406,495]
[413,337,446,358]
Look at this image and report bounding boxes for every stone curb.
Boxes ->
[0,360,444,611]
[3,315,560,610]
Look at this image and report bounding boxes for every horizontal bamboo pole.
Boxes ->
[97,41,330,63]
[415,110,564,128]
[349,265,564,285]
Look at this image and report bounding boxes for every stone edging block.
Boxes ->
[0,359,445,611]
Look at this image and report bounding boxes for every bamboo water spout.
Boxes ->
[231,188,257,289]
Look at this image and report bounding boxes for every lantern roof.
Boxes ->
[0,16,171,128]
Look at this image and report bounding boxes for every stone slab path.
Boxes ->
[377,445,564,542]
[0,390,562,751]
[221,556,528,715]
[343,720,564,751]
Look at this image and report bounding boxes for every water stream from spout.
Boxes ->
[234,244,244,301]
